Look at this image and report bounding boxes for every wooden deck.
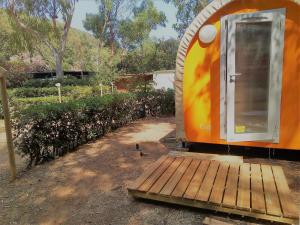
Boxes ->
[128,153,299,224]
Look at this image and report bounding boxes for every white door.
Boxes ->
[223,9,285,142]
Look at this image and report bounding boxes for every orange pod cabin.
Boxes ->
[175,0,300,150]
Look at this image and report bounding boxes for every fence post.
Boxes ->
[0,74,16,180]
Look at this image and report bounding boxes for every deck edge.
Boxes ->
[128,189,299,225]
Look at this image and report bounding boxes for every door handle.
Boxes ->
[229,73,242,82]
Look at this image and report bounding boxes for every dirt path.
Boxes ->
[0,117,299,225]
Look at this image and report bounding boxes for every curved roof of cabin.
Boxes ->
[175,0,300,83]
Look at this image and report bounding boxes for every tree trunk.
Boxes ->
[55,52,64,79]
[109,23,115,64]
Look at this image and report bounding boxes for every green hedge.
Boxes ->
[13,96,72,106]
[13,90,175,166]
[23,77,92,88]
[0,85,113,119]
[138,89,175,116]
[11,85,111,98]
[0,96,70,119]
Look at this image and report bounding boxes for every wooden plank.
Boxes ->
[251,164,266,214]
[128,190,299,225]
[149,157,184,194]
[261,165,282,217]
[168,151,243,164]
[172,159,201,197]
[128,157,300,225]
[184,160,210,199]
[237,163,251,210]
[209,162,229,204]
[272,166,299,219]
[138,157,175,192]
[196,161,220,202]
[160,157,193,196]
[223,163,240,208]
[128,155,168,190]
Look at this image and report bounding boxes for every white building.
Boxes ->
[152,70,175,90]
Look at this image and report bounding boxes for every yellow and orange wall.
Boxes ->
[176,0,300,150]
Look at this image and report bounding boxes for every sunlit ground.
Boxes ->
[0,117,299,225]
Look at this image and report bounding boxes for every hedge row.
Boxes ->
[10,85,111,98]
[13,90,175,166]
[22,77,92,88]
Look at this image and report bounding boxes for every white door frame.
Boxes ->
[220,8,286,143]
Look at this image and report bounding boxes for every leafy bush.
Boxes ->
[137,89,175,116]
[13,90,175,166]
[6,72,32,88]
[13,93,142,166]
[12,87,65,98]
[13,96,71,106]
[23,77,91,88]
[2,59,32,88]
[11,85,111,98]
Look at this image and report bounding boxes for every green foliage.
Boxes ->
[163,0,209,38]
[13,86,74,98]
[0,85,111,119]
[154,39,178,70]
[71,31,99,71]
[0,8,99,80]
[120,38,178,73]
[118,0,166,49]
[1,0,178,84]
[83,0,168,78]
[0,10,19,63]
[13,93,142,166]
[137,89,175,116]
[11,85,111,99]
[83,0,136,50]
[22,77,91,88]
[4,59,32,87]
[83,13,107,40]
[6,0,77,78]
[92,48,123,83]
[13,90,175,166]
[13,96,71,106]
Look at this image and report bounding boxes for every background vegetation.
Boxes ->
[0,0,208,166]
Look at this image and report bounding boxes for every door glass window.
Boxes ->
[234,22,272,134]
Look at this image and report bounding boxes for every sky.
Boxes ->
[72,0,178,39]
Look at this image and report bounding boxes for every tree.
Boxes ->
[120,38,178,73]
[118,0,166,50]
[83,0,135,59]
[153,38,178,70]
[92,47,122,84]
[72,31,98,73]
[117,0,166,75]
[164,0,209,38]
[5,0,77,78]
[0,10,17,64]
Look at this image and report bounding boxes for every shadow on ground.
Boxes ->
[0,117,298,225]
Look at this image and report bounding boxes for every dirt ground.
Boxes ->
[0,117,299,225]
